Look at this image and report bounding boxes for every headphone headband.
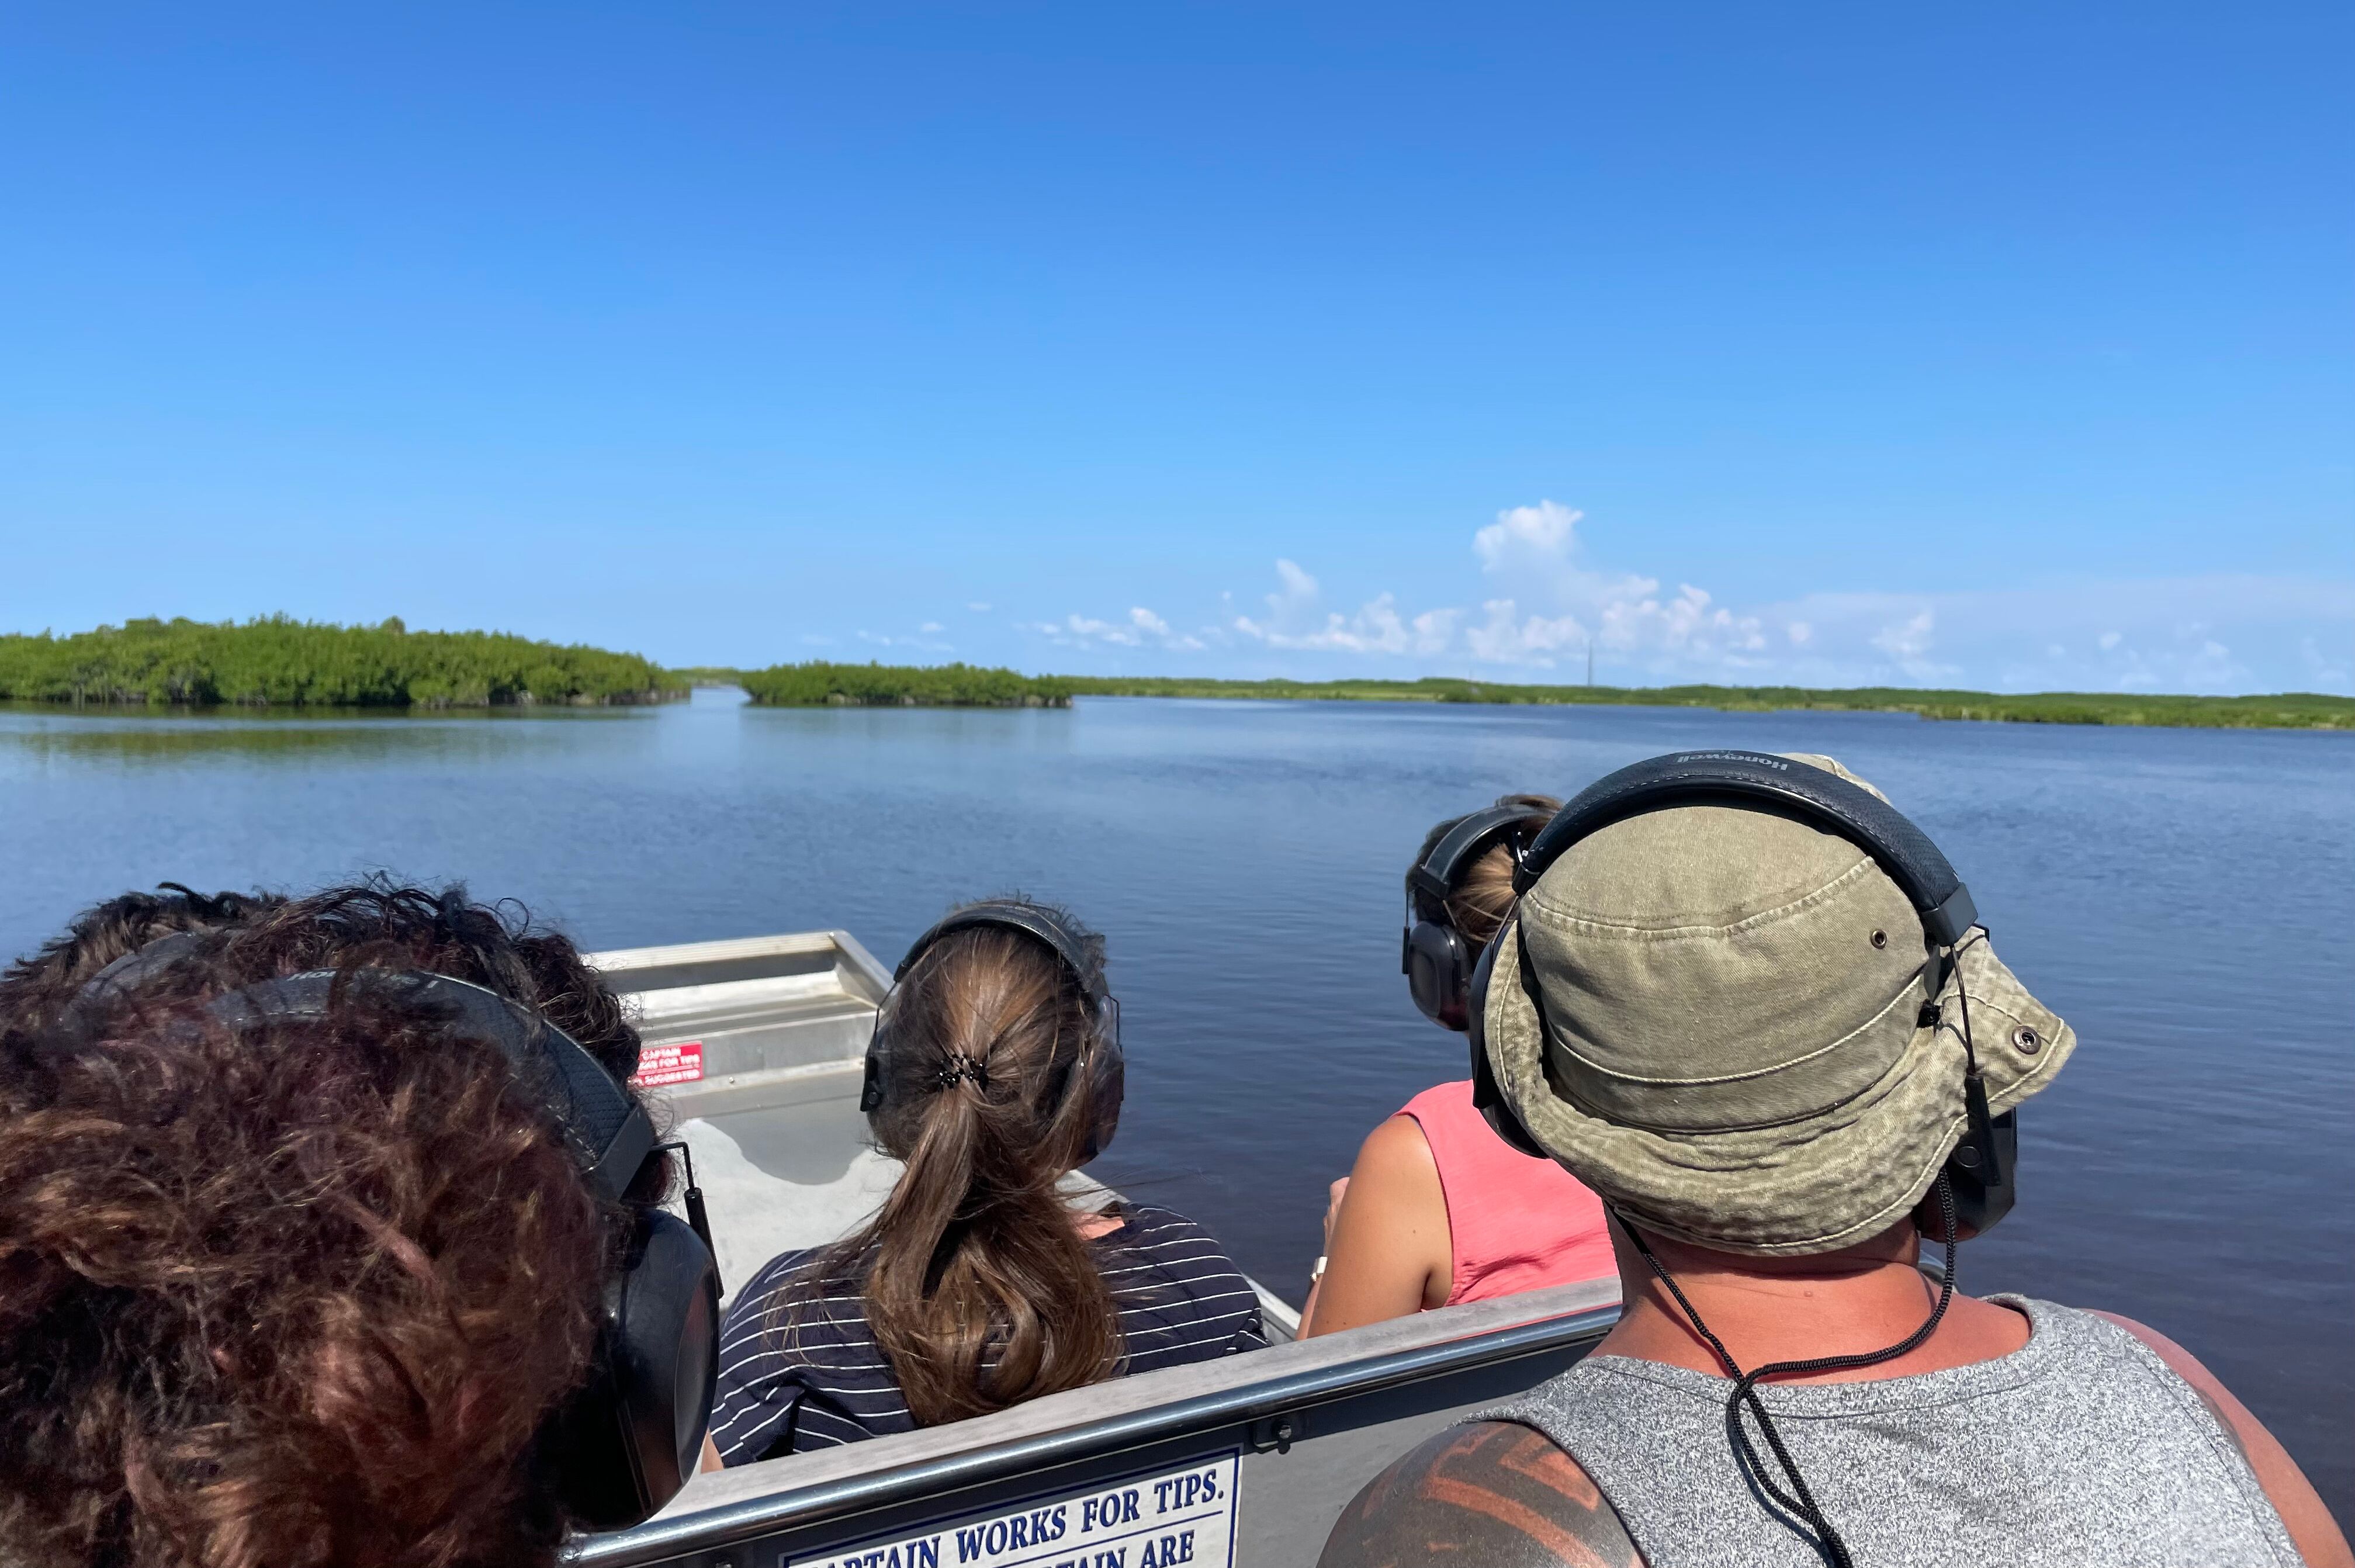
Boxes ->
[1516,751,1977,945]
[896,899,1110,1009]
[864,899,1123,1161]
[209,969,657,1204]
[1403,800,1535,899]
[58,929,212,1027]
[1407,799,1554,908]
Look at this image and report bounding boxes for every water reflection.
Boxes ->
[0,701,653,763]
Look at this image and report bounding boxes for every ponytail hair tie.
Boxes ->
[933,1052,989,1092]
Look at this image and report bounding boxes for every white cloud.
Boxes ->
[857,629,953,653]
[1032,607,1205,652]
[967,601,992,612]
[1456,503,2347,688]
[1449,500,1777,670]
[1465,599,1585,664]
[1069,615,1136,644]
[2186,635,2240,690]
[1601,583,1770,663]
[1757,577,2355,692]
[1210,507,1835,673]
[1474,500,1581,569]
[1869,610,1942,679]
[1412,607,1460,650]
[1013,501,2354,693]
[2089,626,2244,692]
[1230,561,1454,654]
[919,621,945,634]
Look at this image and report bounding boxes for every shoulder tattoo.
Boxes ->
[1317,1420,1644,1568]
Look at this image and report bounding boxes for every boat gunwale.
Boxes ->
[571,1286,1620,1566]
[588,929,894,1005]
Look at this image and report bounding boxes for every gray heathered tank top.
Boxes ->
[1478,1296,2302,1568]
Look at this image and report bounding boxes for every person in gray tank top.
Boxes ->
[1317,752,2349,1568]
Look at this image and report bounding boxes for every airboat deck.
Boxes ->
[584,930,1622,1568]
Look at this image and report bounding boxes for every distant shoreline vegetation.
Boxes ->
[733,663,2351,730]
[6,632,2345,728]
[0,618,684,708]
[1062,676,2355,729]
[735,661,1074,707]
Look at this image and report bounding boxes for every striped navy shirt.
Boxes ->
[710,1205,1266,1463]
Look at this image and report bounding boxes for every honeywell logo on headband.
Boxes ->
[1672,752,1788,770]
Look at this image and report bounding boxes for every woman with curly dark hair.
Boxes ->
[0,879,714,1568]
[0,880,282,1027]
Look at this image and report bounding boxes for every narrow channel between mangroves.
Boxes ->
[7,622,2350,729]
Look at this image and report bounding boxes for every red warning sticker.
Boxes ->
[632,1040,705,1088]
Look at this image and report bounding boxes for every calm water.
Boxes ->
[5,691,2350,1512]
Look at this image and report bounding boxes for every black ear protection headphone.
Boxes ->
[1464,749,2014,1235]
[860,899,1124,1165]
[1401,795,1561,1032]
[65,935,720,1531]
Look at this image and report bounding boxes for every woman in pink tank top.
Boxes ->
[1302,795,1616,1337]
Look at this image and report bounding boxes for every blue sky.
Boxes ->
[1,2,2347,693]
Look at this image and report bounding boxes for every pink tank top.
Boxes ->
[1398,1079,1617,1306]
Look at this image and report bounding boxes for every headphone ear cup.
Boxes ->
[1465,928,1550,1161]
[1080,1028,1124,1164]
[1435,926,1473,1032]
[1405,922,1474,1030]
[1934,1107,2018,1238]
[858,1038,887,1115]
[550,1210,719,1530]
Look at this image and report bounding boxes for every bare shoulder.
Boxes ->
[1358,1112,1440,1178]
[2091,1311,2353,1568]
[1317,1420,1644,1568]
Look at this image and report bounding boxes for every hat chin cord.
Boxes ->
[1618,1172,1961,1568]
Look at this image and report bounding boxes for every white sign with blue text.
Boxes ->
[785,1452,1240,1568]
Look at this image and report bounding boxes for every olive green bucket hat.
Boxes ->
[1481,753,2075,1256]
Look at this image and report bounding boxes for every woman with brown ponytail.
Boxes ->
[707,898,1265,1461]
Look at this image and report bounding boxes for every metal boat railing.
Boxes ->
[573,1281,1620,1568]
